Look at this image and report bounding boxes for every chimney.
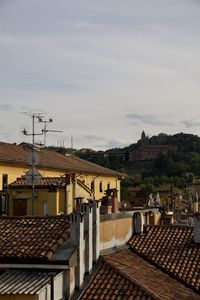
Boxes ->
[70,213,85,288]
[134,212,145,234]
[90,200,100,263]
[194,213,200,243]
[111,189,118,213]
[81,203,93,274]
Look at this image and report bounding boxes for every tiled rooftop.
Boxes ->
[80,249,198,299]
[129,225,200,294]
[0,142,121,176]
[9,176,68,189]
[0,216,70,262]
[80,258,154,300]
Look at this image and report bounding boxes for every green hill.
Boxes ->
[48,132,200,191]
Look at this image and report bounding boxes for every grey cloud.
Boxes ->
[102,139,127,149]
[0,104,12,111]
[19,106,46,114]
[81,135,105,142]
[74,135,126,150]
[182,120,200,128]
[126,113,171,126]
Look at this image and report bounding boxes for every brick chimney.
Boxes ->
[194,212,200,243]
[70,213,85,288]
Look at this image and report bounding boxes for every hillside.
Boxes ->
[48,132,200,192]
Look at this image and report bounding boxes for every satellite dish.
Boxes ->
[27,152,39,166]
[25,168,42,183]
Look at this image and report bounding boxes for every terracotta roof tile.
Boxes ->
[80,249,199,299]
[0,216,70,262]
[0,142,121,176]
[9,177,68,189]
[104,249,199,300]
[129,225,200,294]
[80,256,154,300]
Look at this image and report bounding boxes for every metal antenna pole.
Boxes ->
[22,112,44,215]
[32,114,35,215]
[71,135,73,150]
[37,117,62,175]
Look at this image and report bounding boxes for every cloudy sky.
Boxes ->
[0,0,200,150]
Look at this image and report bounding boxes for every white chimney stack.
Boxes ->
[70,213,85,288]
[90,200,100,263]
[194,213,200,244]
[81,203,93,274]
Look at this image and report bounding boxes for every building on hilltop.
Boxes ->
[129,143,175,161]
[128,131,175,161]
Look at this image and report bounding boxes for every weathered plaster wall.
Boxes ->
[100,213,133,251]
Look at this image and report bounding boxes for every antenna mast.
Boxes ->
[22,112,44,215]
[38,117,63,147]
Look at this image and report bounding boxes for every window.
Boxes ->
[107,183,110,190]
[91,181,94,191]
[99,182,103,193]
[2,174,8,190]
[0,193,8,215]
[44,202,48,216]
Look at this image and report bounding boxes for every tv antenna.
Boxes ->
[22,112,44,215]
[37,117,63,147]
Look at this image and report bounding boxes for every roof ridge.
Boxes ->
[0,142,122,176]
[103,255,160,300]
[0,215,69,220]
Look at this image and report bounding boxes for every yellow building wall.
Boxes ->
[1,161,120,215]
[9,189,61,216]
[82,174,120,201]
[0,162,65,189]
[0,163,120,199]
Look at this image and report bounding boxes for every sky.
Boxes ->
[0,0,200,150]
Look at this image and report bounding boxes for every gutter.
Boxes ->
[0,264,70,270]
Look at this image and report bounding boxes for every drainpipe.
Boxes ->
[64,177,67,215]
[50,274,54,300]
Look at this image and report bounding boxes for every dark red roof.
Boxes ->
[0,142,121,177]
[129,225,200,294]
[80,253,154,300]
[80,249,197,299]
[0,216,70,262]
